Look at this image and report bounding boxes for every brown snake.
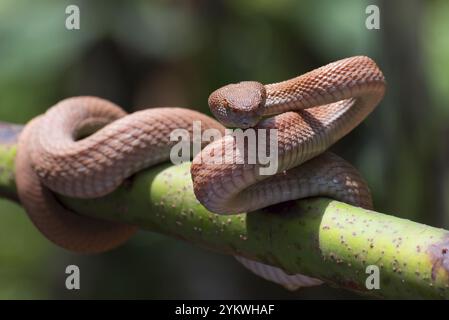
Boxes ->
[15,56,385,288]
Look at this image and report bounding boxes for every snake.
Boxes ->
[15,56,385,289]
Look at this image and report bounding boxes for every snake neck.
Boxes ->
[262,55,386,117]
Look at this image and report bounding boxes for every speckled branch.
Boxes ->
[1,122,449,299]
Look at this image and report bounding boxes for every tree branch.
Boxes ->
[1,122,449,299]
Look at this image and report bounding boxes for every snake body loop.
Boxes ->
[15,56,385,288]
[16,98,225,253]
[192,56,385,214]
[190,56,385,289]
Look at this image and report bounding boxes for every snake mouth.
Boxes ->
[240,120,251,129]
[218,110,261,129]
[236,114,260,129]
[211,98,266,129]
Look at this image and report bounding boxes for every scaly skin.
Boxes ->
[192,56,386,288]
[15,97,225,253]
[15,56,386,289]
[193,56,385,214]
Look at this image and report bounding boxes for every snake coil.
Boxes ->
[15,56,385,289]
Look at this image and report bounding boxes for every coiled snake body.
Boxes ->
[15,56,385,289]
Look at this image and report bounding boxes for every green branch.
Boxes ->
[1,122,449,299]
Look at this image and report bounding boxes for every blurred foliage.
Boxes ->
[0,0,448,299]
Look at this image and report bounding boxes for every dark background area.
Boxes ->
[0,0,448,299]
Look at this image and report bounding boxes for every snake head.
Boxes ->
[208,81,266,129]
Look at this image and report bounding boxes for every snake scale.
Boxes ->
[15,56,385,289]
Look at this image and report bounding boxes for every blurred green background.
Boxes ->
[1,0,449,299]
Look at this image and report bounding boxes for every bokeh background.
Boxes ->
[1,0,448,299]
